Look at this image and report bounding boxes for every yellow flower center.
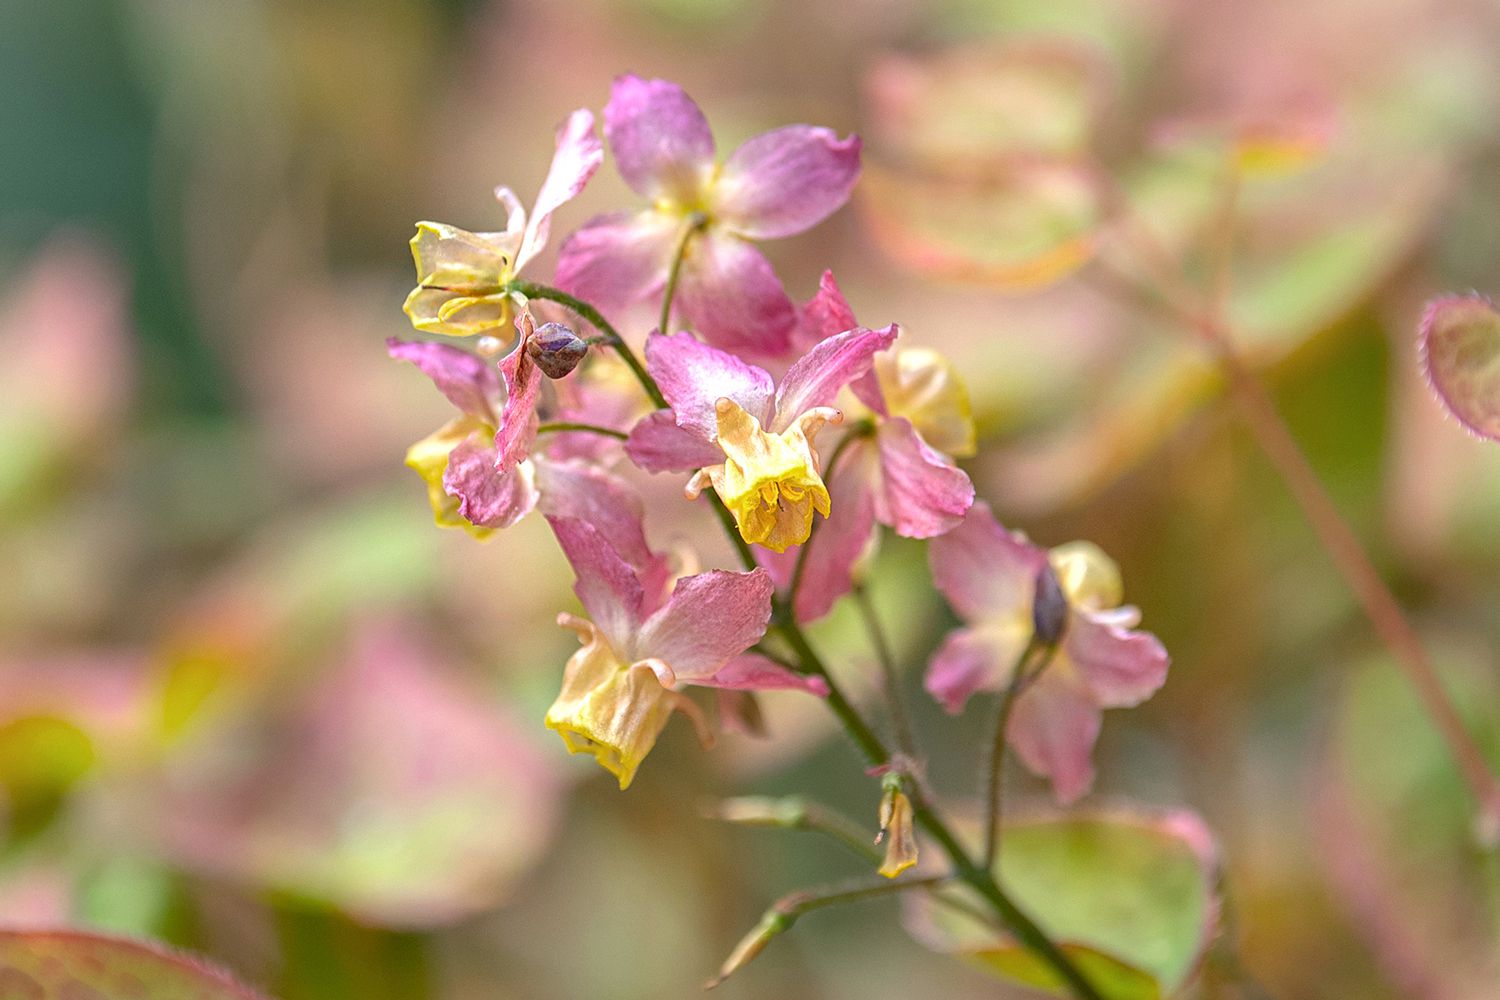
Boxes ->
[688,399,839,553]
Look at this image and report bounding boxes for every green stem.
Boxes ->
[982,639,1055,867]
[706,795,882,864]
[505,279,667,409]
[659,212,707,335]
[535,421,629,440]
[852,582,918,760]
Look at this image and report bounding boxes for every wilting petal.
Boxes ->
[773,324,897,431]
[554,210,678,313]
[405,417,491,534]
[765,446,879,623]
[637,569,774,680]
[517,109,604,270]
[694,652,829,696]
[604,74,716,202]
[443,436,538,530]
[799,270,862,354]
[645,329,775,438]
[873,417,974,538]
[925,625,1022,714]
[674,232,795,357]
[404,222,519,337]
[495,316,543,469]
[929,501,1045,623]
[625,409,725,472]
[1008,675,1102,804]
[547,516,646,650]
[714,126,862,240]
[387,338,498,422]
[1065,610,1170,709]
[536,459,672,608]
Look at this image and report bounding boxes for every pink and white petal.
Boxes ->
[645,329,775,437]
[674,232,795,357]
[714,126,862,239]
[784,447,879,623]
[535,459,663,588]
[546,515,646,650]
[387,338,499,421]
[637,569,774,680]
[924,626,1018,714]
[800,270,860,343]
[554,210,677,313]
[495,332,543,470]
[517,109,605,270]
[604,74,716,202]
[443,437,538,530]
[1008,675,1103,804]
[929,501,1046,623]
[625,409,726,472]
[773,324,897,431]
[1065,610,1170,709]
[692,652,829,696]
[873,417,975,538]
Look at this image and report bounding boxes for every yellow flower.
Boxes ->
[544,614,678,790]
[686,398,840,553]
[402,222,519,338]
[873,346,976,458]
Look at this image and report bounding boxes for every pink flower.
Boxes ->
[625,324,897,552]
[555,75,861,356]
[762,273,977,621]
[926,502,1170,803]
[545,513,824,789]
[404,110,603,339]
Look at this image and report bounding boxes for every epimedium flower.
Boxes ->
[624,324,898,553]
[760,272,977,621]
[403,109,603,339]
[926,502,1170,804]
[555,75,861,356]
[545,515,826,789]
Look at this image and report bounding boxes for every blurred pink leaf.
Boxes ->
[0,930,268,999]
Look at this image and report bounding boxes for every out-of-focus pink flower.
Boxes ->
[760,273,976,621]
[404,110,603,339]
[555,75,861,356]
[1419,293,1500,443]
[926,502,1169,803]
[545,508,823,790]
[626,324,896,552]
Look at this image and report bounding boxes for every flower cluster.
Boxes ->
[389,75,1173,983]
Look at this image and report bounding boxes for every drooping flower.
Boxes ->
[555,75,861,356]
[926,502,1169,803]
[544,514,824,789]
[760,273,976,621]
[403,110,603,339]
[625,324,897,552]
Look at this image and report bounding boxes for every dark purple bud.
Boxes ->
[526,322,588,379]
[1031,562,1069,647]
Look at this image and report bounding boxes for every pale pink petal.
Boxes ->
[554,210,678,313]
[714,126,862,239]
[536,460,667,603]
[925,626,1018,713]
[547,516,645,649]
[387,338,498,422]
[645,329,775,437]
[517,109,605,270]
[695,652,829,696]
[625,409,726,472]
[800,270,859,342]
[773,324,897,430]
[637,569,774,680]
[929,501,1045,623]
[1009,675,1102,804]
[1065,610,1170,709]
[443,436,538,530]
[604,74,716,202]
[764,446,879,623]
[674,232,795,357]
[873,417,975,538]
[495,330,543,469]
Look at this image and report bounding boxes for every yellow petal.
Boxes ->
[875,346,977,458]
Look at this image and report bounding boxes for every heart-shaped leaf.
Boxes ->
[1420,294,1500,442]
[0,930,269,999]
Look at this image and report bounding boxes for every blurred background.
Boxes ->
[4,0,1500,996]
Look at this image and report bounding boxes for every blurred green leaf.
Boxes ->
[0,930,268,999]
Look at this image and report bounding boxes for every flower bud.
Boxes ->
[1030,561,1070,648]
[877,782,919,878]
[705,910,793,989]
[526,321,588,379]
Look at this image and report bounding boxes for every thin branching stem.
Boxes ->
[534,421,629,440]
[659,212,707,335]
[982,639,1055,867]
[852,582,918,760]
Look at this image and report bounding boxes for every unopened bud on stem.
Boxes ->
[526,321,588,378]
[1031,561,1069,649]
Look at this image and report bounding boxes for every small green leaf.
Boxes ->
[0,930,269,999]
